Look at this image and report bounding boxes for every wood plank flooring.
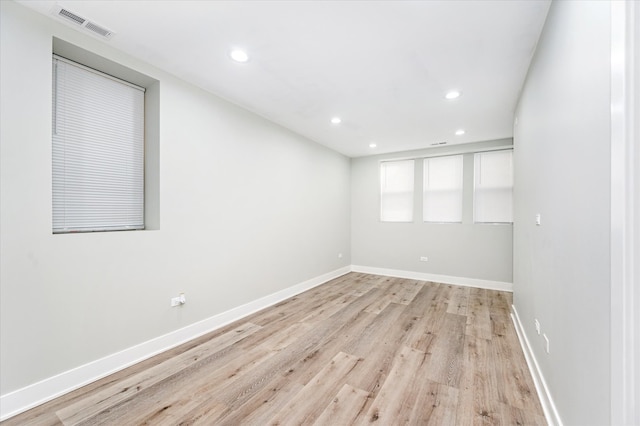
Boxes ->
[2,273,546,425]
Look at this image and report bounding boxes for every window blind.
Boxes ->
[423,155,463,223]
[473,149,513,223]
[52,55,145,233]
[380,159,414,222]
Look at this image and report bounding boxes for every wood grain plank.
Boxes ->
[498,401,547,426]
[72,338,273,425]
[341,302,406,359]
[267,351,363,425]
[78,320,317,424]
[277,286,384,389]
[402,283,447,352]
[205,291,384,420]
[298,294,357,324]
[313,384,370,426]
[389,278,423,305]
[446,284,470,316]
[342,302,425,417]
[55,323,262,425]
[363,277,404,314]
[466,288,493,340]
[424,313,467,388]
[360,345,428,424]
[246,282,348,328]
[454,334,475,425]
[213,377,304,425]
[455,336,501,425]
[491,332,544,415]
[409,380,459,425]
[284,309,378,388]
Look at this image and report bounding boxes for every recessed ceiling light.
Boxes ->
[331,117,342,124]
[455,129,465,136]
[229,49,249,63]
[445,90,461,100]
[369,143,377,148]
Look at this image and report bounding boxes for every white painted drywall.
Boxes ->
[634,4,640,419]
[513,1,611,424]
[351,139,513,284]
[0,1,350,396]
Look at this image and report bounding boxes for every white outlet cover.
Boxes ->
[171,295,185,307]
[420,256,428,262]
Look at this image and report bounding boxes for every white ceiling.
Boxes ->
[19,0,551,157]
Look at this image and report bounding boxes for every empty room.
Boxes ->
[0,1,638,425]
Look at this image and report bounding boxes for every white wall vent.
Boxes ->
[430,141,448,146]
[52,5,115,40]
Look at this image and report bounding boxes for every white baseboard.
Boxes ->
[510,305,563,426]
[0,266,351,421]
[350,265,513,292]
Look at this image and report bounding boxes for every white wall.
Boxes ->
[513,1,611,425]
[634,4,640,419]
[0,0,350,398]
[611,2,640,423]
[351,139,513,285]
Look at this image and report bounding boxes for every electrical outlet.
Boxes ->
[171,293,186,307]
[543,333,550,354]
[420,256,428,262]
[338,253,343,259]
[534,319,541,335]
[536,213,541,226]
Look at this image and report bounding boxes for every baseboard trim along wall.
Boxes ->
[511,305,563,426]
[350,265,513,292]
[0,266,351,421]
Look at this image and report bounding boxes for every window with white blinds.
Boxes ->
[52,55,145,233]
[423,155,463,223]
[380,159,414,222]
[473,149,513,223]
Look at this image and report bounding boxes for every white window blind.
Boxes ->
[380,159,414,222]
[423,155,463,223]
[474,149,513,223]
[52,55,145,233]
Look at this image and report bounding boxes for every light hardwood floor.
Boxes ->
[2,273,546,425]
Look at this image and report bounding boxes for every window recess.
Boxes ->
[52,55,145,233]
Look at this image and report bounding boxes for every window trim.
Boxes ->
[52,38,161,232]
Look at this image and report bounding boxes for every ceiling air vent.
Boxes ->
[430,141,448,146]
[58,8,86,25]
[52,6,115,40]
[85,21,113,38]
